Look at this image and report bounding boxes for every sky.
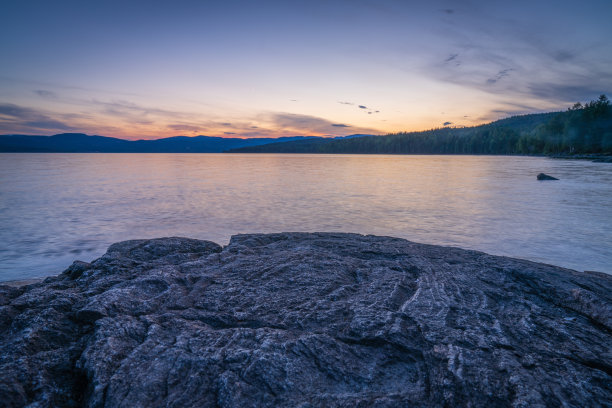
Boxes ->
[1,0,611,140]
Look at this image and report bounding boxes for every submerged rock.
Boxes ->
[0,233,610,407]
[537,173,559,180]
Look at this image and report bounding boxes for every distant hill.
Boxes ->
[0,133,376,153]
[223,134,375,153]
[0,134,326,153]
[3,97,610,155]
[229,97,612,155]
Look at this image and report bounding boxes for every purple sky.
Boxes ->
[1,0,611,139]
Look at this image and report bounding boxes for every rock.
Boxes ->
[537,173,559,180]
[0,233,610,407]
[65,260,91,280]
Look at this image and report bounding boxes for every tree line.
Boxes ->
[231,95,612,155]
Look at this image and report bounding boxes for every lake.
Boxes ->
[0,153,610,281]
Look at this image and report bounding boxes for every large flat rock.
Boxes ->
[0,233,610,407]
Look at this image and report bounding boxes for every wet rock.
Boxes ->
[0,233,610,407]
[64,260,91,280]
[537,173,559,180]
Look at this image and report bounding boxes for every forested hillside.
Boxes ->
[230,96,612,155]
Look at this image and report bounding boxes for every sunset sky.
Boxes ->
[1,0,611,139]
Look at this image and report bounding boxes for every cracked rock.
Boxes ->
[0,233,610,407]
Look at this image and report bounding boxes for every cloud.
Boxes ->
[90,99,181,119]
[0,103,73,133]
[444,53,461,67]
[0,104,32,118]
[340,101,380,114]
[264,112,380,136]
[486,68,512,85]
[553,50,574,63]
[25,119,73,129]
[444,53,459,63]
[526,83,609,103]
[33,90,57,98]
[168,124,200,132]
[1,93,382,138]
[418,5,612,110]
[443,121,453,126]
[268,113,336,131]
[476,98,561,121]
[441,9,455,14]
[425,47,609,108]
[4,82,215,136]
[0,99,214,137]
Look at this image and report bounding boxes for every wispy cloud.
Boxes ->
[444,53,461,67]
[89,99,183,120]
[168,124,200,132]
[340,101,381,114]
[263,112,380,136]
[552,50,574,63]
[2,86,386,138]
[486,68,512,85]
[444,53,458,63]
[0,103,74,133]
[419,3,612,109]
[526,82,611,103]
[33,90,57,98]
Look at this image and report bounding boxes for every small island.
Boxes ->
[1,233,610,407]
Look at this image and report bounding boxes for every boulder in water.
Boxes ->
[537,173,559,180]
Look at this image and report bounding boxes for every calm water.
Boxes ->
[0,153,610,281]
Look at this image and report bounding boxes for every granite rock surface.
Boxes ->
[0,233,611,407]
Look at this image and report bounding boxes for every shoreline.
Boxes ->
[548,153,612,162]
[2,235,610,287]
[2,151,612,162]
[1,277,46,287]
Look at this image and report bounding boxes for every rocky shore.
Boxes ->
[549,153,612,163]
[1,233,611,407]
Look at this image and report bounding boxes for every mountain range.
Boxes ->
[0,134,372,153]
[2,96,610,155]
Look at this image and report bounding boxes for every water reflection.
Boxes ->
[0,153,610,280]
